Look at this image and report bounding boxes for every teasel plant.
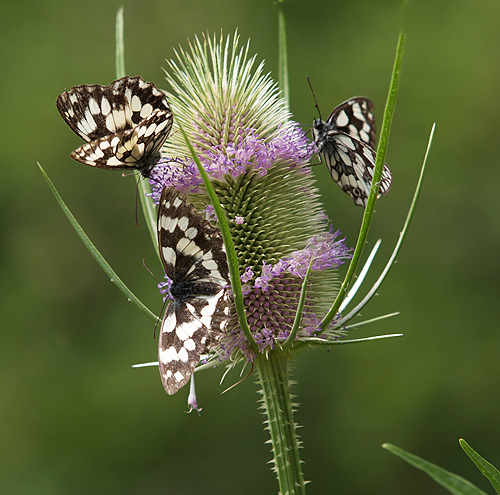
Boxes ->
[41,4,435,494]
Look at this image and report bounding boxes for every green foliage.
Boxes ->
[39,164,159,324]
[320,30,405,331]
[4,1,500,494]
[460,439,500,495]
[384,443,489,495]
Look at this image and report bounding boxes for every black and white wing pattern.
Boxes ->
[312,97,392,207]
[157,187,231,395]
[56,76,173,177]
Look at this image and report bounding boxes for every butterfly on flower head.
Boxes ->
[56,76,173,177]
[157,187,231,394]
[312,96,393,207]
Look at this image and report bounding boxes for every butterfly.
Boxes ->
[56,76,173,177]
[157,187,231,394]
[312,97,393,207]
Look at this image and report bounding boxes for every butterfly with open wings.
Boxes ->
[157,187,231,394]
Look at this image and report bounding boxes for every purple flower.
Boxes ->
[153,32,352,366]
[149,125,312,203]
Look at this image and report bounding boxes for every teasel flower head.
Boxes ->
[150,32,352,366]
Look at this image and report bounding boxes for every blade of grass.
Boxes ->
[115,6,125,79]
[276,0,289,104]
[39,163,159,323]
[177,124,258,351]
[384,443,489,495]
[460,439,500,494]
[320,30,405,332]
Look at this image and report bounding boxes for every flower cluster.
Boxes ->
[151,33,351,363]
[150,124,312,201]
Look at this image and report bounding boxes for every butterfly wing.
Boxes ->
[70,109,172,172]
[57,81,133,142]
[157,187,230,394]
[326,97,377,149]
[107,76,171,125]
[159,290,230,395]
[57,76,173,175]
[313,96,392,207]
[320,130,392,207]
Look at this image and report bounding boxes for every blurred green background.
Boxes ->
[1,0,499,493]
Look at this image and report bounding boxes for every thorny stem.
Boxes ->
[256,352,306,495]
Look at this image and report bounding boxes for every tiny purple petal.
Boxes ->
[158,281,169,295]
[254,262,275,291]
[204,205,216,221]
[302,313,322,336]
[187,375,202,414]
[287,228,352,278]
[241,266,254,283]
[159,275,176,302]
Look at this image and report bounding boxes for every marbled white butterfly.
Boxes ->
[56,76,173,177]
[312,97,393,207]
[157,187,231,395]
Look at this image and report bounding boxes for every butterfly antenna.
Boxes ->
[153,300,168,339]
[141,258,167,339]
[306,75,322,120]
[142,258,159,280]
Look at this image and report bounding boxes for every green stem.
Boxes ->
[256,352,306,495]
[115,6,125,79]
[137,178,160,257]
[282,258,313,350]
[114,6,159,256]
[276,0,289,104]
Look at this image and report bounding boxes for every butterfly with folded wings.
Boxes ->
[312,96,393,207]
[57,76,173,177]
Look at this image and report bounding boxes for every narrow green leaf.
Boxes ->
[336,123,435,329]
[343,311,400,329]
[39,163,159,323]
[282,258,313,350]
[320,30,405,332]
[304,333,402,346]
[383,443,490,495]
[176,124,258,351]
[460,439,500,494]
[339,239,381,312]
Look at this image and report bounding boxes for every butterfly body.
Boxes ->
[57,76,173,177]
[312,97,392,207]
[157,187,230,395]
